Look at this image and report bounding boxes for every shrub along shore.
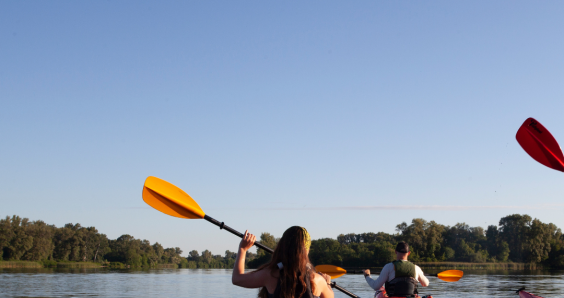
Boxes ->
[2,214,563,270]
[414,262,542,270]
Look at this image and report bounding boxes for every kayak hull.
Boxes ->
[374,286,431,298]
[519,290,543,298]
[372,287,540,298]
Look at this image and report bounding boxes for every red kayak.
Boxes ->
[373,287,541,298]
[517,288,543,298]
[374,287,432,298]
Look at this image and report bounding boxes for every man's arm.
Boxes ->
[364,264,392,290]
[415,266,429,287]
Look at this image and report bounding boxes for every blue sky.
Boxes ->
[2,1,564,256]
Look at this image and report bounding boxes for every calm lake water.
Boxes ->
[1,268,562,298]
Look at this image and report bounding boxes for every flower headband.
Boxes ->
[301,227,311,251]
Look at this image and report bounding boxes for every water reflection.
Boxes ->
[0,268,562,298]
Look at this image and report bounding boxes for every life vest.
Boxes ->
[384,261,418,298]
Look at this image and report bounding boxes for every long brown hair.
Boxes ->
[257,226,315,298]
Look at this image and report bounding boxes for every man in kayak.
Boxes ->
[363,242,429,297]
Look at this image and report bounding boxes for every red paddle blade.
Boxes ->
[516,118,564,172]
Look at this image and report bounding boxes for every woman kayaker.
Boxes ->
[232,226,334,298]
[363,242,429,298]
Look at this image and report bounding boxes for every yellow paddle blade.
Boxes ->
[315,265,347,279]
[436,270,463,282]
[143,176,205,219]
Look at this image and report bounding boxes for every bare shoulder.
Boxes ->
[233,266,276,289]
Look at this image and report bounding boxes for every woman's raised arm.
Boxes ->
[231,230,270,288]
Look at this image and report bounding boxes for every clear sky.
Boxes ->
[2,1,564,256]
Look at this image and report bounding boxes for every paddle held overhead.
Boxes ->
[516,117,564,172]
[142,176,273,253]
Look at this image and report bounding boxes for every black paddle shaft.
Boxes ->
[331,282,360,298]
[204,215,274,253]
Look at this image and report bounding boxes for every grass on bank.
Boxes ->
[0,261,43,268]
[157,264,179,269]
[414,262,542,270]
[0,260,180,269]
[56,262,100,268]
[0,260,101,268]
[345,262,543,272]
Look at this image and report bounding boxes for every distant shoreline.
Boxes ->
[2,260,544,271]
[341,262,543,271]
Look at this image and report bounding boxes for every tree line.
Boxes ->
[0,215,187,268]
[310,214,564,269]
[2,214,563,269]
[186,214,564,269]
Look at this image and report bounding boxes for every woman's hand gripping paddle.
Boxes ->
[516,118,564,172]
[142,176,274,253]
[315,265,463,282]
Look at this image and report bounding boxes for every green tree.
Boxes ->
[153,242,165,264]
[485,225,499,258]
[396,219,426,254]
[337,233,359,245]
[21,220,55,261]
[107,234,140,264]
[257,232,278,257]
[3,216,33,260]
[309,238,345,266]
[225,250,236,259]
[52,224,75,260]
[498,214,532,262]
[396,218,445,261]
[187,250,199,261]
[93,234,110,262]
[0,216,16,259]
[371,242,395,266]
[201,249,213,264]
[497,241,509,262]
[526,219,553,263]
[442,247,455,261]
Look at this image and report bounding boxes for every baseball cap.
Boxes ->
[395,242,410,253]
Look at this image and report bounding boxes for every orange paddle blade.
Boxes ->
[315,265,347,279]
[516,118,564,172]
[436,270,463,282]
[143,176,205,219]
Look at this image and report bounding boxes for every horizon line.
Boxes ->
[261,204,564,211]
